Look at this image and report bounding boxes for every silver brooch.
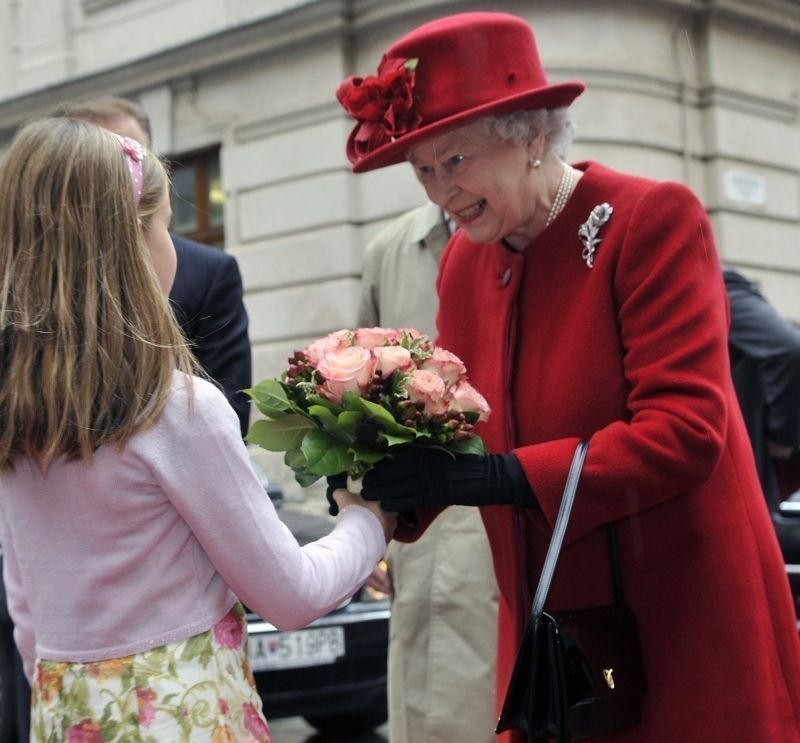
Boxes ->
[578,203,613,268]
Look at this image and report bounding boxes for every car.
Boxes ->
[0,548,29,742]
[773,490,800,628]
[769,456,800,627]
[246,476,391,736]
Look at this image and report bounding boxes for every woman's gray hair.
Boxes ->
[482,107,575,160]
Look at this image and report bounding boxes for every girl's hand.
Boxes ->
[365,560,394,597]
[332,488,397,543]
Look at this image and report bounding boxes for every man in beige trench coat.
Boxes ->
[358,201,499,743]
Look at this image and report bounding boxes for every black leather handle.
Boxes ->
[530,440,625,616]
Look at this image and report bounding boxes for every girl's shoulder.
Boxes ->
[157,371,242,435]
[169,370,226,403]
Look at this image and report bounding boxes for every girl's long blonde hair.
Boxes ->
[0,118,197,471]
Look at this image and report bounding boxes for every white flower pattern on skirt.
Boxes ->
[31,602,271,742]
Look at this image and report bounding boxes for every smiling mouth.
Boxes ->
[455,199,487,223]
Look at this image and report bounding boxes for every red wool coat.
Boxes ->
[397,162,800,742]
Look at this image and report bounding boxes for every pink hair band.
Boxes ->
[110,132,145,206]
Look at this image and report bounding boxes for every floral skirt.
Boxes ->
[31,603,271,742]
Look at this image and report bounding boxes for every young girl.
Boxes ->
[0,118,394,741]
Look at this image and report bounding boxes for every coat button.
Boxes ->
[502,267,512,287]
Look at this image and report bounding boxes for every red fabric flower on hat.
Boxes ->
[337,57,422,163]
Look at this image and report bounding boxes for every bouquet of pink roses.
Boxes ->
[245,327,490,487]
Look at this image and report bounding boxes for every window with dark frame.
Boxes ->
[169,148,225,248]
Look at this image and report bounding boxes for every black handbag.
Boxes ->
[496,441,647,742]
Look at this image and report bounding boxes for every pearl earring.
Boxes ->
[529,157,542,169]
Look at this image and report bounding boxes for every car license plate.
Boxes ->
[247,625,346,671]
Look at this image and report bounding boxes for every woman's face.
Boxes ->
[407,120,539,247]
[142,189,177,296]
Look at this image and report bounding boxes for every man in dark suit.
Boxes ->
[56,96,252,435]
[169,233,252,435]
[724,265,800,511]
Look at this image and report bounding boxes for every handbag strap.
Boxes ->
[531,440,589,618]
[531,440,626,617]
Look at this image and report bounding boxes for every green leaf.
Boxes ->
[246,416,315,452]
[244,379,294,417]
[308,405,341,431]
[284,448,307,470]
[343,394,419,438]
[67,677,91,716]
[342,393,396,424]
[306,394,343,414]
[383,419,421,438]
[301,429,354,476]
[295,469,321,488]
[352,449,386,464]
[283,449,320,487]
[336,410,364,437]
[447,436,487,455]
[383,430,419,446]
[120,669,133,692]
[180,632,212,662]
[143,646,167,667]
[100,721,121,740]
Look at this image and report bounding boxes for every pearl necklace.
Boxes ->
[545,161,577,226]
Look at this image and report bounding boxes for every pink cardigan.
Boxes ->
[0,373,385,679]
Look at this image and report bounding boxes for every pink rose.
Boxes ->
[136,687,157,727]
[373,345,414,377]
[213,609,243,649]
[317,346,374,402]
[399,327,434,353]
[421,348,467,387]
[399,327,424,340]
[243,702,272,742]
[405,369,447,415]
[354,327,399,350]
[448,381,491,422]
[303,329,350,365]
[67,720,103,743]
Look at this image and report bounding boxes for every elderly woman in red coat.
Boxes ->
[335,11,800,743]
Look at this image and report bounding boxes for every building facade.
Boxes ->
[1,0,798,493]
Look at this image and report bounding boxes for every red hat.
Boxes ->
[336,12,585,173]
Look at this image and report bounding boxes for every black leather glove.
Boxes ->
[325,474,347,516]
[326,472,419,528]
[360,446,537,512]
